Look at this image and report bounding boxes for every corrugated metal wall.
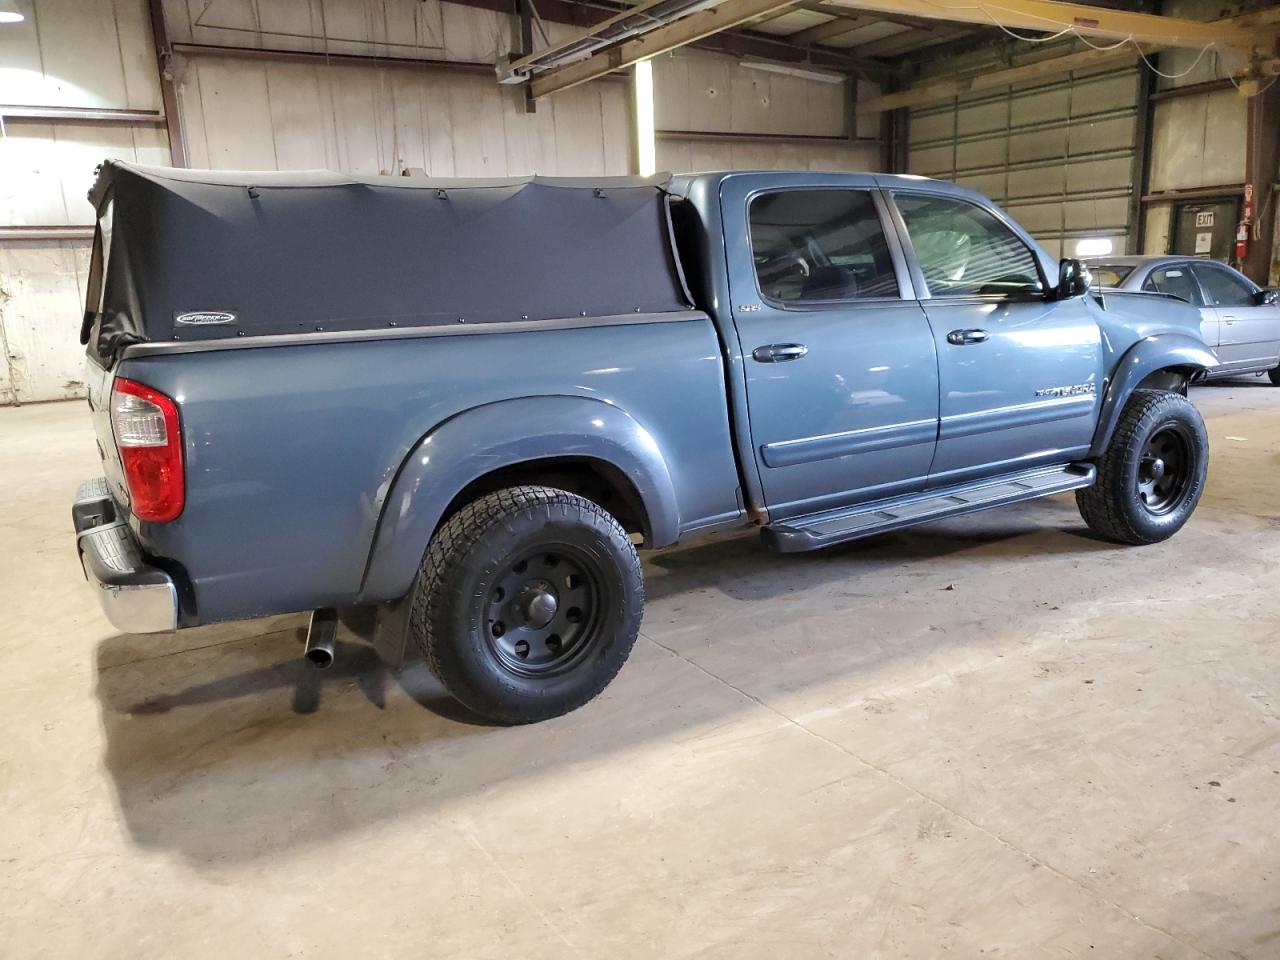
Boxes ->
[907,66,1141,259]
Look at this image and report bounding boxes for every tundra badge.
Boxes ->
[1035,382,1096,398]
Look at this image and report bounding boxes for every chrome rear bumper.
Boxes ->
[73,478,178,634]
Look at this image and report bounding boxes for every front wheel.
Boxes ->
[409,485,644,724]
[1076,389,1208,545]
[1268,365,1280,386]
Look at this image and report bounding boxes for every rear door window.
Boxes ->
[1190,263,1255,306]
[1089,264,1133,287]
[747,190,901,304]
[1142,265,1202,305]
[894,193,1044,298]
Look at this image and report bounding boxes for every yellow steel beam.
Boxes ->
[787,12,878,44]
[500,0,687,83]
[529,0,802,98]
[822,0,1265,54]
[857,42,1148,113]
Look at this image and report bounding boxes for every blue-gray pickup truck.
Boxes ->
[74,162,1216,723]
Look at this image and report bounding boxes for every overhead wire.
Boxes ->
[915,0,1275,96]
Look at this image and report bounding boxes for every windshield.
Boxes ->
[1089,263,1133,288]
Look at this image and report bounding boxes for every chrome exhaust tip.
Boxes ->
[304,608,338,669]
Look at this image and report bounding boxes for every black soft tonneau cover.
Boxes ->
[83,161,690,359]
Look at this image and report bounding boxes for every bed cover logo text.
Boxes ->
[175,311,237,326]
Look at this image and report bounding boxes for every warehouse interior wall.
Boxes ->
[0,0,166,405]
[1,0,1274,406]
[652,49,880,173]
[0,0,889,404]
[1140,0,1254,263]
[906,59,1141,260]
[163,0,635,178]
[904,0,1271,272]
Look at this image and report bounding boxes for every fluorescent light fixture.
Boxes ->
[634,59,656,178]
[0,11,24,23]
[1075,236,1114,258]
[739,58,845,85]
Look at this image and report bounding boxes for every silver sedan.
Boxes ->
[1087,255,1280,384]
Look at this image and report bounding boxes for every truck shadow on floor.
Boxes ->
[93,500,1121,867]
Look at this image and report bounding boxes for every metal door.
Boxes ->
[720,175,940,520]
[1191,261,1280,371]
[1171,200,1240,263]
[1140,261,1218,348]
[888,190,1103,487]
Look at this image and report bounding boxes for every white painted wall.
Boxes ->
[1148,89,1246,194]
[164,0,634,178]
[175,54,632,177]
[0,0,165,403]
[0,0,160,110]
[652,48,878,173]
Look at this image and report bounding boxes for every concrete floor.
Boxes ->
[2,382,1279,959]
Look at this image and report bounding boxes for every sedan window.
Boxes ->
[1142,266,1201,305]
[1089,264,1133,287]
[1191,263,1255,307]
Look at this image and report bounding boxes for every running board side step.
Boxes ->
[762,463,1096,553]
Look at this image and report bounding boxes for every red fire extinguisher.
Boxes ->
[1236,182,1254,263]
[1235,220,1250,261]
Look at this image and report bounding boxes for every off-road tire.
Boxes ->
[409,485,644,724]
[1075,389,1208,545]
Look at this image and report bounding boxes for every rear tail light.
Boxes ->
[110,378,185,522]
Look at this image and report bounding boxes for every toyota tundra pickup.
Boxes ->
[73,162,1216,723]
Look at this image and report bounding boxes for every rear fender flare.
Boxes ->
[361,396,679,601]
[1089,334,1217,457]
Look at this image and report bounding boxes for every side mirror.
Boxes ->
[1057,258,1091,300]
[1253,287,1279,306]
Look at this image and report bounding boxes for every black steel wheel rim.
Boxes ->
[1136,422,1194,515]
[482,544,606,678]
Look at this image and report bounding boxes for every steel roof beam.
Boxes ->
[528,0,804,98]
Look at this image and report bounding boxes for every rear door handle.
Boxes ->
[752,343,809,363]
[946,328,989,345]
[1222,316,1237,324]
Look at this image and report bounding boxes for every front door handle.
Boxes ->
[946,328,989,346]
[752,343,809,363]
[1222,316,1237,324]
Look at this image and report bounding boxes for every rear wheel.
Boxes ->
[409,485,644,724]
[1076,389,1208,545]
[1268,365,1280,385]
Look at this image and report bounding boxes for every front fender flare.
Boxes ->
[1089,334,1217,457]
[360,396,680,601]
